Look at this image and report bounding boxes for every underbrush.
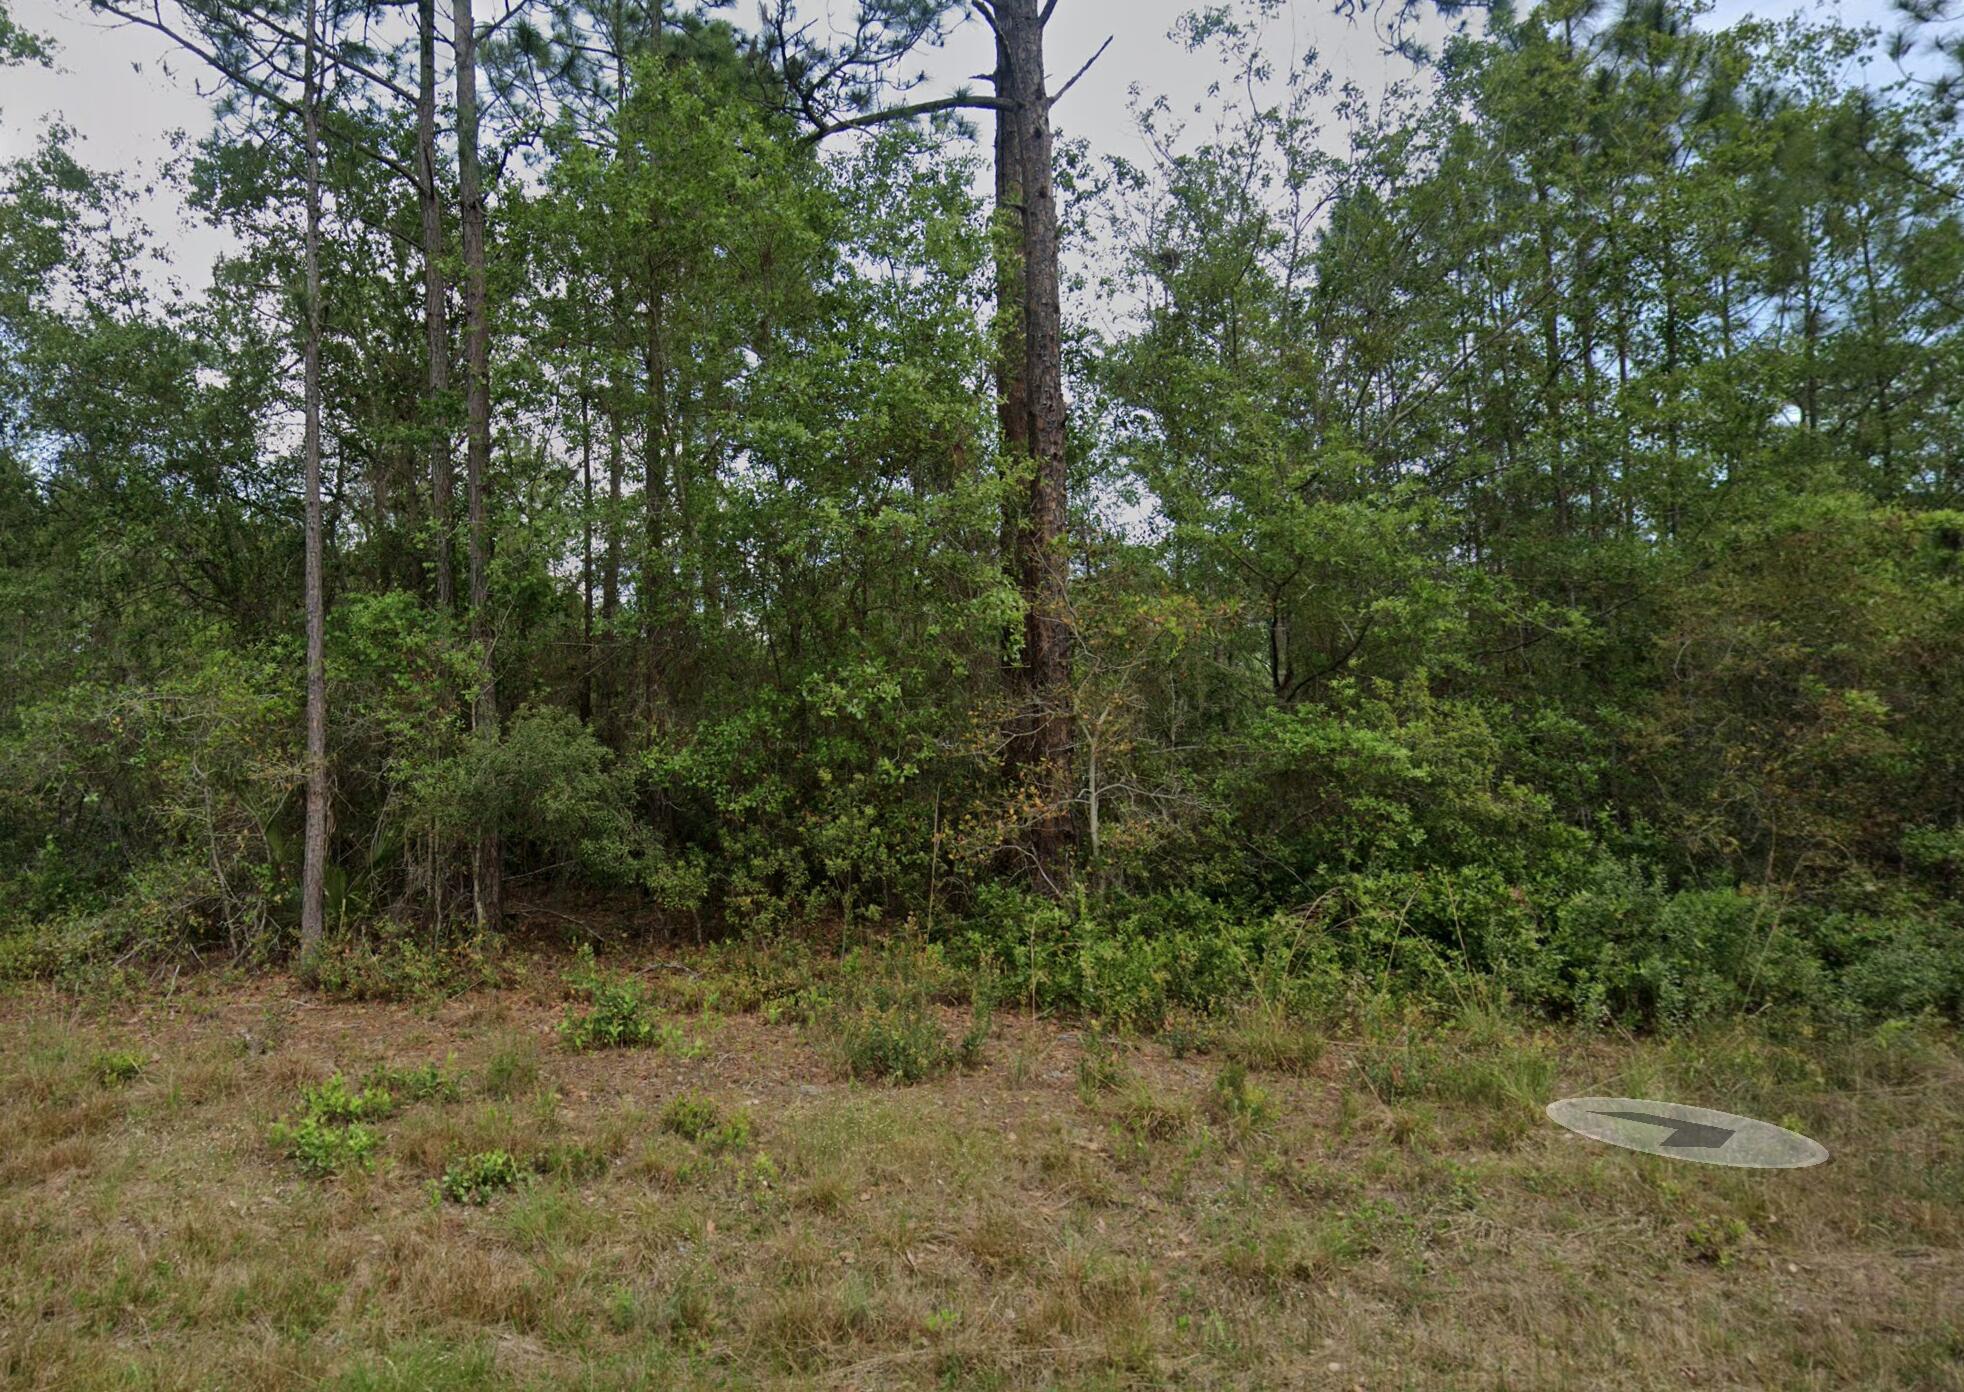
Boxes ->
[558,946,703,1055]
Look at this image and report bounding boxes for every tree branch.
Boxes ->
[1051,34,1110,106]
[804,90,1008,143]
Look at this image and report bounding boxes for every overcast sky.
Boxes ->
[0,0,1919,296]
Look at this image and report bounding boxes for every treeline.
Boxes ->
[0,0,1960,1027]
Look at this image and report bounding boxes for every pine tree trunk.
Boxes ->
[418,0,454,613]
[455,0,501,934]
[298,0,330,976]
[997,0,1075,895]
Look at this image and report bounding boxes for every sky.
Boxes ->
[0,0,1924,297]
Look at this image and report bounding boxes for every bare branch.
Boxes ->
[1051,34,1110,106]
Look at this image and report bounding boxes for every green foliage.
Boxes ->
[439,1150,526,1205]
[1209,1060,1276,1131]
[364,1058,464,1104]
[659,1093,751,1152]
[557,947,658,1050]
[1,0,1959,1035]
[268,1071,401,1176]
[273,1114,380,1178]
[555,947,703,1054]
[299,1074,395,1125]
[830,998,987,1084]
[90,1050,144,1087]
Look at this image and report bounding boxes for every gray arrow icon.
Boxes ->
[1591,1109,1736,1149]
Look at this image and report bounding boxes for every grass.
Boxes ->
[0,951,1959,1389]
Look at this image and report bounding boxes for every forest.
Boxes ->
[5,0,1960,1027]
[3,1,1964,1386]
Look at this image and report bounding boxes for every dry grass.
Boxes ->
[0,959,1959,1390]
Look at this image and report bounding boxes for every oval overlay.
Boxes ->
[1546,1096,1828,1169]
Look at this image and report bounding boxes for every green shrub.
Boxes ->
[558,947,657,1050]
[832,1000,980,1083]
[440,1150,527,1205]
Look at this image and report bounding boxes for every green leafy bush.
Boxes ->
[558,947,657,1050]
[831,1000,985,1083]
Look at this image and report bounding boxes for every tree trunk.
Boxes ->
[455,0,501,934]
[418,0,454,612]
[580,388,595,725]
[993,23,1030,692]
[298,0,330,976]
[996,0,1074,895]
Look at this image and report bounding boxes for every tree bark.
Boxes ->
[579,387,595,725]
[418,0,454,612]
[996,0,1075,895]
[298,0,330,975]
[455,0,501,933]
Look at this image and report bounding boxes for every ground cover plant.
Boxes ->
[1,959,1959,1390]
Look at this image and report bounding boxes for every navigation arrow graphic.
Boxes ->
[1590,1110,1737,1150]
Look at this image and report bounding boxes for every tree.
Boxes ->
[298,0,329,975]
[774,0,1107,894]
[418,0,454,612]
[455,0,503,934]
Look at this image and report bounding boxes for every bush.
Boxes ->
[558,947,657,1050]
[831,999,986,1083]
[1209,1060,1276,1131]
[268,1071,409,1177]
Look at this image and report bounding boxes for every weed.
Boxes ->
[1686,1216,1750,1267]
[1222,1002,1323,1075]
[480,1034,540,1099]
[660,1093,752,1152]
[559,952,657,1050]
[440,1149,527,1205]
[533,1141,609,1181]
[831,1000,982,1084]
[1209,1060,1276,1131]
[1076,1030,1130,1099]
[90,1050,144,1087]
[365,1057,464,1103]
[272,1114,380,1176]
[299,1073,395,1124]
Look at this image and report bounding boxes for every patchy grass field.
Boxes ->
[1,951,1960,1390]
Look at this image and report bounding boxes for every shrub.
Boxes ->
[558,947,657,1050]
[832,1000,981,1083]
[268,1071,404,1176]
